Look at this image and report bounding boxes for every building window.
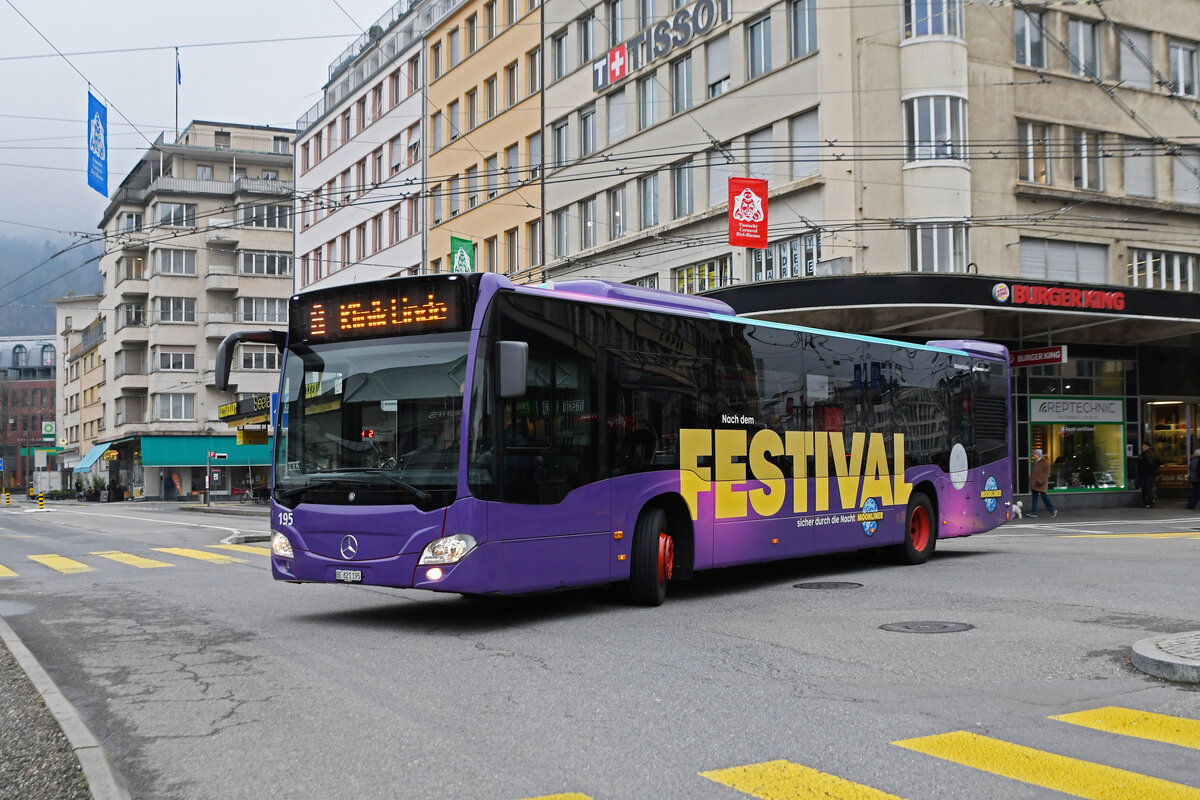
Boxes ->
[449,176,461,217]
[1018,122,1051,184]
[707,146,733,208]
[608,185,625,238]
[904,95,967,161]
[486,0,497,39]
[448,100,460,139]
[1014,9,1046,68]
[41,344,55,366]
[157,347,195,372]
[580,195,597,248]
[675,255,733,294]
[909,223,969,273]
[672,160,694,218]
[1119,29,1152,90]
[707,34,730,97]
[241,344,280,371]
[529,47,542,93]
[791,0,818,56]
[553,31,569,80]
[637,75,657,130]
[790,109,819,179]
[1128,249,1199,292]
[904,0,962,38]
[1170,41,1199,97]
[239,297,287,324]
[528,218,542,266]
[505,228,519,273]
[1068,18,1099,78]
[553,119,570,168]
[606,88,626,144]
[466,165,479,208]
[239,203,291,228]
[158,202,196,227]
[486,155,499,197]
[486,76,497,119]
[154,248,196,275]
[154,393,194,421]
[1019,237,1107,283]
[1172,148,1200,204]
[11,344,26,367]
[528,131,542,178]
[466,89,478,130]
[552,208,570,257]
[580,105,597,156]
[607,0,623,47]
[506,143,519,188]
[1071,129,1104,191]
[579,13,595,64]
[638,0,654,30]
[431,112,442,151]
[750,233,821,281]
[431,43,442,79]
[505,62,518,107]
[639,172,659,228]
[1124,138,1155,198]
[671,55,692,114]
[467,14,478,53]
[747,126,775,182]
[156,296,195,323]
[746,15,772,80]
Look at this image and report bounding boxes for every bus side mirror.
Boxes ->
[498,341,528,398]
[215,330,287,391]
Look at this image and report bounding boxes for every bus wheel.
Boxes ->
[897,492,935,565]
[629,507,673,606]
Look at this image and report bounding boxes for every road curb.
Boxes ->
[1131,631,1200,684]
[0,615,132,800]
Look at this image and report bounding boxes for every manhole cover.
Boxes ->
[793,581,863,590]
[880,621,974,634]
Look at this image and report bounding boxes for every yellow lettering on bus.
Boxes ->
[860,432,894,508]
[813,432,829,512]
[893,434,913,508]
[784,430,811,513]
[748,430,785,517]
[829,432,866,510]
[680,429,712,521]
[714,430,747,519]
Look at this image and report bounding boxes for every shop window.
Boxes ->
[1030,395,1126,491]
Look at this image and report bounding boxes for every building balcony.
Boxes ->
[116,372,148,392]
[205,266,239,292]
[117,324,149,346]
[117,277,149,298]
[205,218,239,246]
[205,312,238,339]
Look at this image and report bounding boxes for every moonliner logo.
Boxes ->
[731,188,764,223]
[89,112,106,160]
[992,283,1010,303]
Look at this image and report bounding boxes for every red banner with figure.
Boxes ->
[728,177,768,248]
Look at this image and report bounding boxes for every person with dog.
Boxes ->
[1028,448,1056,518]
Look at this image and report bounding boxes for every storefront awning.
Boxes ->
[73,442,109,473]
[140,435,274,467]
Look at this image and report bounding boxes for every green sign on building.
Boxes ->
[450,236,475,273]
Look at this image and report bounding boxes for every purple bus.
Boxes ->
[216,272,1012,605]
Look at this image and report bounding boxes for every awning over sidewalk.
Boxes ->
[73,442,109,473]
[140,435,273,467]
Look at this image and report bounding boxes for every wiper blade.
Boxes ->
[307,469,434,504]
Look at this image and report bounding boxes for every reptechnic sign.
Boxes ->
[592,0,732,92]
[991,282,1125,311]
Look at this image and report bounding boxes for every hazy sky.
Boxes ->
[0,0,391,241]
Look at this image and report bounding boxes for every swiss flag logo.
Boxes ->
[608,45,628,83]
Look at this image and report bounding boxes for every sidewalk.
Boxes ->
[1,502,1198,798]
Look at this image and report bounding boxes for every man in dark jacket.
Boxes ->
[1187,448,1200,510]
[1137,443,1161,508]
[1028,448,1056,518]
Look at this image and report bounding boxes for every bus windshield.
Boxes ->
[274,332,470,509]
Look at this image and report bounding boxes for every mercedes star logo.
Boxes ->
[340,535,359,560]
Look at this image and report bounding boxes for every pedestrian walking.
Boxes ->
[1028,448,1056,518]
[1137,443,1161,508]
[1187,448,1200,509]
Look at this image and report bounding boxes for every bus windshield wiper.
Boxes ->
[323,468,434,504]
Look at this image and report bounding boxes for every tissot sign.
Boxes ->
[991,281,1126,311]
[592,0,732,92]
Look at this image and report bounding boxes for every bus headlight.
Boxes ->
[419,534,477,565]
[271,531,294,559]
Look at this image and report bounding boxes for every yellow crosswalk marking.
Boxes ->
[152,547,247,564]
[210,543,271,556]
[1065,532,1200,539]
[893,730,1200,799]
[519,795,592,800]
[1052,707,1200,751]
[28,554,94,574]
[91,551,174,569]
[0,562,16,578]
[701,760,906,800]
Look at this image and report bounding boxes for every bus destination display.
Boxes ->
[294,279,468,341]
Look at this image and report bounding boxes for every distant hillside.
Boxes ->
[0,236,104,336]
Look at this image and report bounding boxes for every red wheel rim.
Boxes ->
[909,505,930,552]
[658,529,674,583]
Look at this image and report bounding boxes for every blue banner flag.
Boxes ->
[87,92,107,197]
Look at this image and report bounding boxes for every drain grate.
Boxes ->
[793,581,863,590]
[880,621,974,634]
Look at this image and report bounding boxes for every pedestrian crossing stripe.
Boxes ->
[1051,706,1200,751]
[1064,532,1200,539]
[892,730,1200,799]
[152,547,247,564]
[0,562,15,578]
[91,551,174,569]
[521,795,592,800]
[700,759,906,799]
[210,543,271,556]
[28,554,94,574]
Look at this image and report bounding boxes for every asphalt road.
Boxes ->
[2,501,1199,799]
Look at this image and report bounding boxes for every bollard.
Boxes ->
[3,491,8,507]
[38,492,44,510]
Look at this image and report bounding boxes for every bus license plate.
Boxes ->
[335,569,362,583]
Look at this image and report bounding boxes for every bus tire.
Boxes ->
[896,492,935,565]
[628,506,673,606]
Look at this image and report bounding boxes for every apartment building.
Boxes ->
[537,0,1200,506]
[48,295,101,481]
[0,336,57,491]
[92,121,293,500]
[294,0,430,290]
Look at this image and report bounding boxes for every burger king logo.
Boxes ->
[992,283,1010,303]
